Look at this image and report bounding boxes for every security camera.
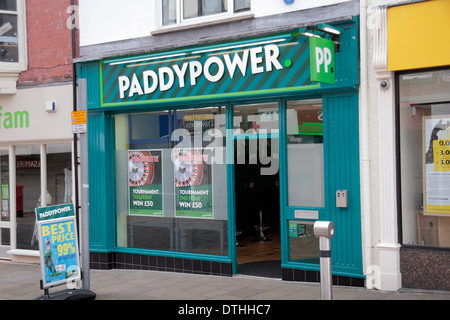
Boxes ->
[380,80,390,89]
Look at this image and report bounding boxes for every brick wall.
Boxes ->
[18,0,78,86]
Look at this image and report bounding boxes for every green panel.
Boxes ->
[320,18,359,89]
[88,112,116,252]
[226,105,237,273]
[78,62,101,109]
[324,93,362,277]
[279,92,363,278]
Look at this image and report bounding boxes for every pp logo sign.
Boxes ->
[310,37,335,85]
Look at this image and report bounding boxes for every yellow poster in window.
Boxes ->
[433,133,450,172]
[424,116,450,216]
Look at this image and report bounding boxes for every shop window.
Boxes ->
[399,68,450,248]
[286,99,324,207]
[14,143,72,251]
[114,106,228,256]
[15,145,40,250]
[162,0,250,26]
[46,144,73,205]
[233,102,279,176]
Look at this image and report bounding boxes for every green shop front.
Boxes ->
[78,19,364,286]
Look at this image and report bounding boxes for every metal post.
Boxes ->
[314,221,335,300]
[255,211,270,242]
[78,78,90,290]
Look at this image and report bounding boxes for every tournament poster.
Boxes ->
[173,148,213,218]
[128,150,163,216]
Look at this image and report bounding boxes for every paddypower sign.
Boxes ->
[310,37,335,85]
[100,36,324,107]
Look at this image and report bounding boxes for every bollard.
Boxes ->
[313,221,335,300]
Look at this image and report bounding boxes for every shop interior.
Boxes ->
[234,145,281,278]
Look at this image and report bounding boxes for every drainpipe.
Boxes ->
[359,0,374,289]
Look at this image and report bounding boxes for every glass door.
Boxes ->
[284,99,324,265]
[0,148,11,259]
[280,94,363,279]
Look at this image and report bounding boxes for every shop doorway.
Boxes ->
[233,102,281,278]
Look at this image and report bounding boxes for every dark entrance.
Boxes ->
[233,102,281,278]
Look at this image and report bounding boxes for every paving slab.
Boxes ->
[0,260,449,302]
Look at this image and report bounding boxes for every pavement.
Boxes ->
[0,259,449,303]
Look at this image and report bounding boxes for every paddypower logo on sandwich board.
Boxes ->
[100,36,319,106]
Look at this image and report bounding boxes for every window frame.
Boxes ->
[0,0,27,72]
[157,0,252,31]
[113,105,229,256]
[396,67,450,251]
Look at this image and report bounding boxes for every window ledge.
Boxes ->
[0,71,20,94]
[7,249,40,257]
[7,249,40,264]
[152,13,255,36]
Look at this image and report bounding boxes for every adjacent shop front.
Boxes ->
[0,84,74,262]
[387,0,450,291]
[79,18,364,285]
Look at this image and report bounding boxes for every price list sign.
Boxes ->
[424,117,450,216]
[35,204,81,288]
[433,135,450,171]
